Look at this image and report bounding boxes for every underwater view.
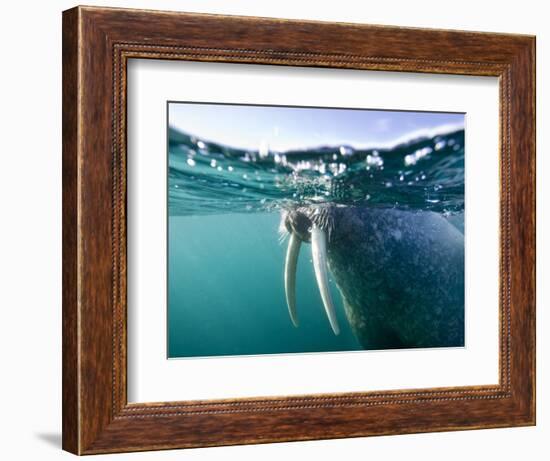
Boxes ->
[168,103,465,358]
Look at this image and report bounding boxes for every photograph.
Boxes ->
[167,102,466,358]
[0,0,541,457]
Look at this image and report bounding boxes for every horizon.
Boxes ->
[168,102,465,153]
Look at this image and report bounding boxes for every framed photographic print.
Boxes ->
[62,6,535,455]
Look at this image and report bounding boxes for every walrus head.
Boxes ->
[280,205,340,335]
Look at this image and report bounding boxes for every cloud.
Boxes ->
[374,118,391,132]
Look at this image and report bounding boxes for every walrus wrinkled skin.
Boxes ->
[282,206,465,349]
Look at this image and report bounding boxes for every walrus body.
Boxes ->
[327,206,464,349]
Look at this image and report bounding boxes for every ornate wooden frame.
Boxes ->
[62,5,536,455]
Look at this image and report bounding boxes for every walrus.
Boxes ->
[282,205,464,349]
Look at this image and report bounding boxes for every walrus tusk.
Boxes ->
[311,226,340,335]
[284,232,301,327]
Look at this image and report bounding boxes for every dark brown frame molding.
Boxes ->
[62,5,536,455]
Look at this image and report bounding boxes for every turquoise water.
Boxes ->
[168,213,360,357]
[167,123,464,358]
